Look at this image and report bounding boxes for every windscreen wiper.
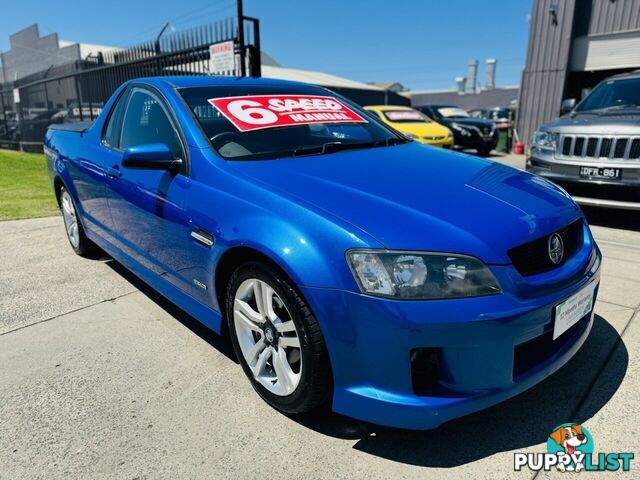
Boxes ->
[292,138,406,157]
[581,104,639,114]
[601,104,639,111]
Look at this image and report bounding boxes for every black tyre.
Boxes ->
[226,261,331,414]
[477,146,493,156]
[59,186,99,256]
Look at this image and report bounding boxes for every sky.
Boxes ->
[0,0,532,91]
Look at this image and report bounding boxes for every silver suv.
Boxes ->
[527,71,640,210]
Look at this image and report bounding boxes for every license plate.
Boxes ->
[553,281,597,340]
[579,166,620,179]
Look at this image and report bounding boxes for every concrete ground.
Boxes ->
[1,154,639,479]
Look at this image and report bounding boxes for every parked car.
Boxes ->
[417,104,498,156]
[0,111,21,141]
[469,107,516,129]
[364,105,453,148]
[51,103,105,124]
[45,76,601,430]
[527,71,640,210]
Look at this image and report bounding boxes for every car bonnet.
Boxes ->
[228,142,582,264]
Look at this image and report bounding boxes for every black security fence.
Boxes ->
[0,16,261,151]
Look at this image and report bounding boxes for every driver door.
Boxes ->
[105,86,194,294]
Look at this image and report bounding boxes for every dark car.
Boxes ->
[527,71,640,210]
[417,105,498,156]
[469,107,516,127]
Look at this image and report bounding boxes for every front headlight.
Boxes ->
[450,123,471,136]
[347,250,502,299]
[532,130,558,149]
[401,131,419,140]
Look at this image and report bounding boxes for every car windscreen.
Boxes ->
[489,109,511,120]
[437,107,470,118]
[575,77,640,112]
[381,109,431,123]
[177,85,403,160]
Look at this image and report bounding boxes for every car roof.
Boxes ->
[129,75,315,89]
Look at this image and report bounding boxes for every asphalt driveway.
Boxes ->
[1,170,639,478]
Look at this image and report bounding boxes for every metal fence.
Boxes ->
[0,16,261,151]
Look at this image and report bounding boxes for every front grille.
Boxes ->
[508,220,584,276]
[614,138,628,158]
[559,134,640,161]
[630,139,640,159]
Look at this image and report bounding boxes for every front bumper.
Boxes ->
[527,148,640,210]
[418,136,454,148]
[302,234,601,430]
[452,129,498,150]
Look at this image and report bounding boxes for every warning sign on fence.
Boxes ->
[209,41,236,76]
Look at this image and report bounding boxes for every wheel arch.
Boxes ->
[214,245,304,320]
[215,244,335,405]
[53,175,65,207]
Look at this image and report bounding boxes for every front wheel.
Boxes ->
[59,186,98,256]
[477,146,493,156]
[226,262,331,414]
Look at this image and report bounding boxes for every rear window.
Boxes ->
[178,85,401,160]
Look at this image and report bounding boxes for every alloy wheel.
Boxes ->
[233,278,302,396]
[61,190,80,249]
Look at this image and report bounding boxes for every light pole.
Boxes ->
[155,22,171,55]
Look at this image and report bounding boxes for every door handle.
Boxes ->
[107,165,122,179]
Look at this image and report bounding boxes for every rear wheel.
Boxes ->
[226,262,331,414]
[59,187,98,256]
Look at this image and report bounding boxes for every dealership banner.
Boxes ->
[208,94,368,132]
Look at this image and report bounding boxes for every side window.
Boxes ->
[120,89,184,160]
[103,89,129,149]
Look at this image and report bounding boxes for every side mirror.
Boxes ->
[122,143,182,171]
[560,98,576,115]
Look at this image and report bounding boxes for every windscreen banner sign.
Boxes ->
[384,110,423,121]
[208,95,368,132]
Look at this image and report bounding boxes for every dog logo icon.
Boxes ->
[516,422,633,472]
[547,423,593,472]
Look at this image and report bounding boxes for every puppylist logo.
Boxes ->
[514,423,634,473]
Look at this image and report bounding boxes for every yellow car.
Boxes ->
[364,105,454,148]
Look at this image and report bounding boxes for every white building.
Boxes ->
[0,24,116,84]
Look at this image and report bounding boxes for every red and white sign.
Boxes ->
[208,94,368,132]
[385,110,424,122]
[209,41,235,75]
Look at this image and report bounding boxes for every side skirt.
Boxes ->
[84,217,223,334]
